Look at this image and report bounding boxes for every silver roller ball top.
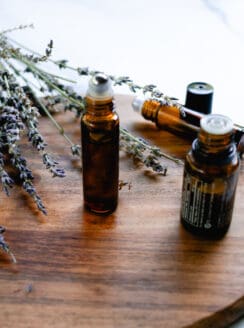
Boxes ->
[88,72,113,99]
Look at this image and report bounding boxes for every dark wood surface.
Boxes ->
[0,95,244,328]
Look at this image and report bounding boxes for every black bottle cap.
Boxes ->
[185,82,214,115]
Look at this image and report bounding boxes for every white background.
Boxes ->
[1,0,244,125]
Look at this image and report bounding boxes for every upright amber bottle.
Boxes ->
[180,114,240,238]
[81,73,119,214]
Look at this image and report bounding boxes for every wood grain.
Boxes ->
[0,95,244,328]
[184,296,244,328]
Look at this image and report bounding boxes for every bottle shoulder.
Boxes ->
[81,112,119,133]
[82,111,119,124]
[185,148,239,178]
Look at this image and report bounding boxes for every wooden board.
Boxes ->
[0,95,244,328]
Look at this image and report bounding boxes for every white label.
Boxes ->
[181,169,238,230]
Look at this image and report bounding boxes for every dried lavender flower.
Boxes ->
[0,62,73,214]
[42,153,65,178]
[77,66,89,76]
[56,59,68,69]
[120,128,168,175]
[22,180,47,215]
[0,226,16,263]
[9,145,48,215]
[0,167,14,196]
[71,144,81,156]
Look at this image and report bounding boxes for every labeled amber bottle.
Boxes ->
[180,114,240,238]
[81,73,119,214]
[132,97,244,154]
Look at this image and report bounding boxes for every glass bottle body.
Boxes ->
[180,123,240,238]
[81,97,119,214]
[137,98,244,154]
[141,99,201,138]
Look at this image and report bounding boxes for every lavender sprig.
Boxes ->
[9,144,47,215]
[0,27,53,64]
[120,128,183,174]
[1,28,185,183]
[0,95,46,214]
[0,167,14,196]
[0,24,34,35]
[43,153,65,178]
[0,68,66,214]
[0,226,16,263]
[22,84,81,156]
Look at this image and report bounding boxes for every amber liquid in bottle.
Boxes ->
[133,97,244,154]
[180,114,240,238]
[81,74,119,214]
[136,98,201,138]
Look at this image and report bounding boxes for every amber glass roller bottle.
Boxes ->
[81,73,119,214]
[132,97,244,154]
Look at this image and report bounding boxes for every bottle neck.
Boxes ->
[141,99,162,121]
[193,129,236,164]
[85,96,114,116]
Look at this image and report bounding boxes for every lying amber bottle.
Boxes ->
[81,73,119,214]
[132,97,244,154]
[180,114,240,238]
